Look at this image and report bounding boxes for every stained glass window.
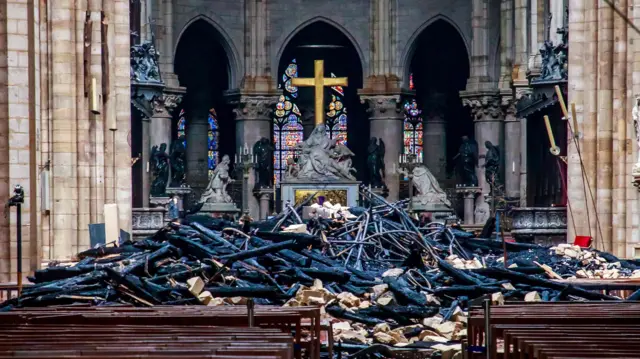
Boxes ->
[409,73,415,90]
[177,109,186,148]
[207,108,219,180]
[403,99,423,155]
[326,73,348,146]
[273,59,303,185]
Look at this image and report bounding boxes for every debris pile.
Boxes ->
[3,189,640,358]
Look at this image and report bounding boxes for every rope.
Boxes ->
[566,119,605,251]
[556,157,577,235]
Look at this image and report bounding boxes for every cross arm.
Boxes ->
[291,78,316,87]
[323,77,348,87]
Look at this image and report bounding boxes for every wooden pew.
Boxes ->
[467,302,640,359]
[0,305,321,359]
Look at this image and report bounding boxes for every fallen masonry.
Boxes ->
[3,189,640,358]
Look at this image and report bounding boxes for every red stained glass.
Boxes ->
[403,99,423,155]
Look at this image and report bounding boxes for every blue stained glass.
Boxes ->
[208,109,219,179]
[273,59,304,185]
[403,99,423,156]
[177,109,187,148]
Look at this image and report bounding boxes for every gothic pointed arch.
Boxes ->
[174,19,235,190]
[274,21,366,181]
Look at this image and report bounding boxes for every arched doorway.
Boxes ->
[408,20,470,189]
[275,21,366,183]
[174,19,236,195]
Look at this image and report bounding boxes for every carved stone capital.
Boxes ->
[360,95,403,120]
[460,93,503,121]
[501,96,517,117]
[228,95,278,121]
[152,93,183,117]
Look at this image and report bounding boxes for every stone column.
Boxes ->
[422,93,447,182]
[228,93,277,217]
[361,95,404,201]
[502,97,520,199]
[461,93,504,219]
[149,93,182,201]
[141,116,151,207]
[258,192,271,220]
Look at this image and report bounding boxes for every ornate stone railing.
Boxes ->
[511,207,567,240]
[132,208,167,240]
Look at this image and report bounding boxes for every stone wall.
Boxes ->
[567,0,640,258]
[0,0,132,282]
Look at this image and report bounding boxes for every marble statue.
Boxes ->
[285,124,356,181]
[397,164,451,207]
[130,42,161,83]
[169,138,187,187]
[367,137,386,187]
[454,136,479,187]
[199,154,233,203]
[483,141,500,189]
[150,143,169,196]
[633,97,640,174]
[253,137,275,189]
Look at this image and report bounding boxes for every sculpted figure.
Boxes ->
[397,164,451,207]
[253,137,275,189]
[130,42,161,83]
[483,141,500,189]
[169,138,187,187]
[367,138,386,187]
[200,155,233,203]
[454,136,479,187]
[150,143,170,196]
[286,124,356,181]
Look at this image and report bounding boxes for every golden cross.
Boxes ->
[291,60,348,126]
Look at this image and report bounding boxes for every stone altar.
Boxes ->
[281,124,361,207]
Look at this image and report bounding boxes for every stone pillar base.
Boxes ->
[456,186,482,225]
[253,187,273,220]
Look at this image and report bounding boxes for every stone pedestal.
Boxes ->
[280,181,361,207]
[166,186,192,213]
[511,207,568,242]
[132,208,167,240]
[149,196,170,208]
[253,187,273,220]
[456,186,482,225]
[410,200,454,222]
[360,94,406,201]
[198,202,241,218]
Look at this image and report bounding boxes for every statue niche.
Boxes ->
[285,124,356,182]
[253,137,275,189]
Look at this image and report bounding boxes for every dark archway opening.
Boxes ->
[409,19,471,190]
[277,21,367,181]
[174,20,235,197]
